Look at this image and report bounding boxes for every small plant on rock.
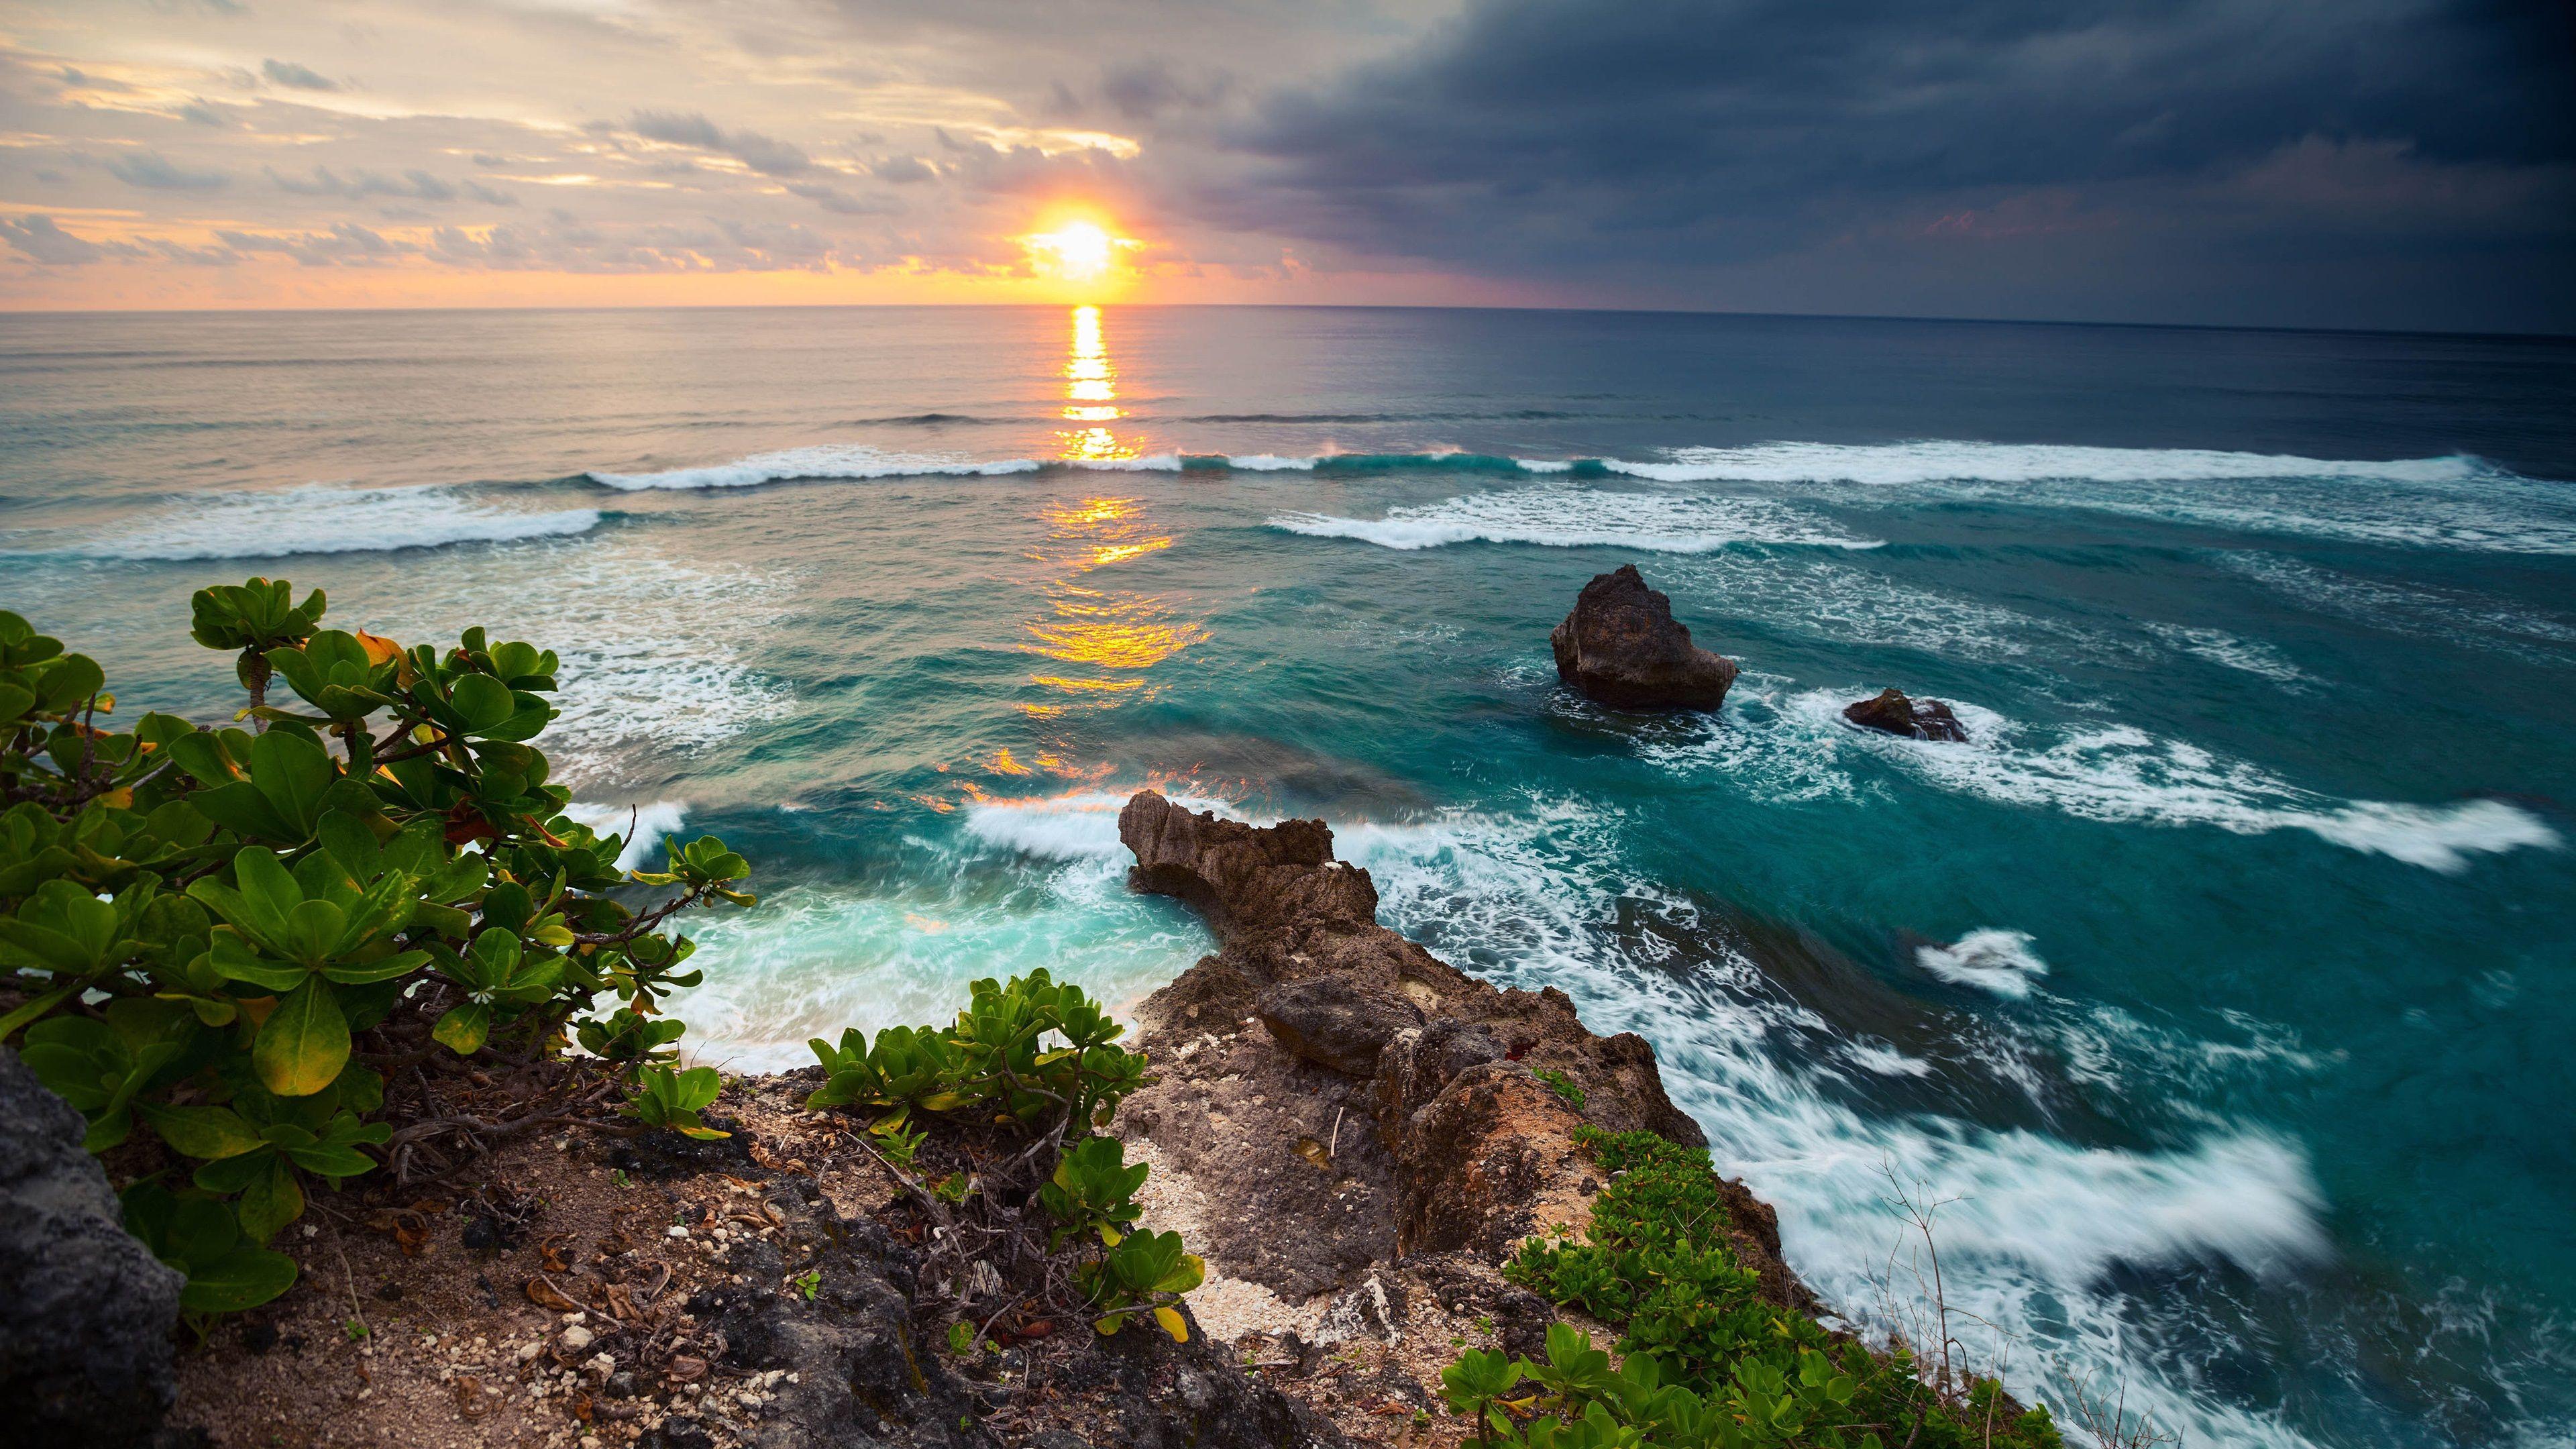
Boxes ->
[623,1065,729,1140]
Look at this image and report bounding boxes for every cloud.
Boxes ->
[1100,59,1229,120]
[178,98,229,127]
[3,215,106,264]
[266,165,465,202]
[107,152,229,190]
[462,180,518,206]
[870,156,936,184]
[630,111,813,176]
[215,221,411,266]
[1229,0,2576,290]
[788,181,900,215]
[260,58,338,91]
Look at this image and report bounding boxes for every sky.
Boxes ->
[1,0,2570,330]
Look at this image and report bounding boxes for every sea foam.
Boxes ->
[1917,928,2052,998]
[1785,692,2559,872]
[77,484,600,560]
[559,800,690,871]
[1269,488,1881,552]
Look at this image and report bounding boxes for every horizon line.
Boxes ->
[0,297,2567,344]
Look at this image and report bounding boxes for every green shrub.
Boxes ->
[802,969,1204,1344]
[1463,1127,2059,1449]
[803,967,1148,1138]
[0,585,757,1320]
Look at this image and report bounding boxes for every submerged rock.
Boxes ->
[1842,687,1969,742]
[1549,564,1738,710]
[0,1047,184,1449]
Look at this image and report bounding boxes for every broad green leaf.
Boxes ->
[180,1244,297,1314]
[318,949,428,986]
[136,1102,266,1161]
[431,1003,490,1055]
[232,1155,304,1242]
[254,979,348,1097]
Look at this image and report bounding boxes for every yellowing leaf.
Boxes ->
[1154,1306,1188,1343]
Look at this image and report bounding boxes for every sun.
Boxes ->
[1021,215,1136,289]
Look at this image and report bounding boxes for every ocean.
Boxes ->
[3,304,2571,1447]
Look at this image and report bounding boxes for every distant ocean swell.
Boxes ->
[584,440,2500,491]
[30,441,2552,564]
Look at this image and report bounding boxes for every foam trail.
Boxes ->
[2144,623,2310,684]
[75,484,600,559]
[1918,929,2052,998]
[559,800,689,871]
[590,444,1041,490]
[1270,488,1880,552]
[1778,691,2559,872]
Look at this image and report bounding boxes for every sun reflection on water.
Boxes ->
[1012,306,1206,715]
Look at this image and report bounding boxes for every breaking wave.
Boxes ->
[68,484,602,559]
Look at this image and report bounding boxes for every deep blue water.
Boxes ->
[4,305,2573,1448]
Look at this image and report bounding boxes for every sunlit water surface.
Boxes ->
[5,306,2574,1448]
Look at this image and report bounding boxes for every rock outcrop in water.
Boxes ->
[1,1047,185,1449]
[1549,564,1739,710]
[1113,791,1814,1440]
[1843,687,1969,742]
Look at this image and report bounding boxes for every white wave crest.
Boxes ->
[78,484,600,559]
[1917,928,2052,998]
[1269,488,1881,552]
[559,800,689,871]
[961,790,1242,862]
[589,445,1042,490]
[1607,441,2484,486]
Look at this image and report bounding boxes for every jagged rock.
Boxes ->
[1842,687,1968,742]
[1256,977,1424,1076]
[1102,790,1829,1435]
[0,1046,185,1449]
[1550,564,1738,710]
[1119,791,1704,1148]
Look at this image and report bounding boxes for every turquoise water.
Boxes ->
[4,305,2573,1447]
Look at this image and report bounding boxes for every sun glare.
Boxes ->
[1022,216,1134,288]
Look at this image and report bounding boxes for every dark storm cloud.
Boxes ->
[1229,0,2576,309]
[630,111,815,176]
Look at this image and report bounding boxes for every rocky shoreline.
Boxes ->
[24,788,1833,1449]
